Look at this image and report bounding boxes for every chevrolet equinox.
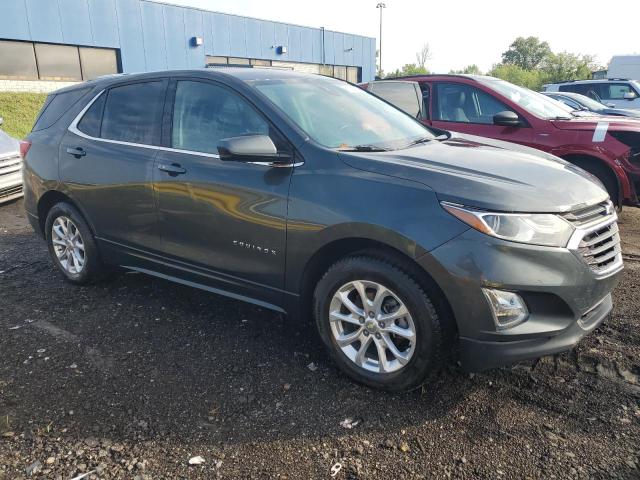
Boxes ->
[22,69,623,390]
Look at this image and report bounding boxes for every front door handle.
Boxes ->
[157,162,187,176]
[66,146,86,158]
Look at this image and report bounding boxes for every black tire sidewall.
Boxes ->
[45,202,103,284]
[314,256,441,391]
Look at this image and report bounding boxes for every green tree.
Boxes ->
[487,63,548,90]
[386,63,429,78]
[502,36,552,70]
[542,52,596,83]
[449,64,483,75]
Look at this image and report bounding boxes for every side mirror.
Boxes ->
[217,135,289,163]
[623,92,637,100]
[493,110,522,127]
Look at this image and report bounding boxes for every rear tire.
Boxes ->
[313,256,443,391]
[45,202,109,284]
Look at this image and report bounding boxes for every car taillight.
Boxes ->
[19,140,31,159]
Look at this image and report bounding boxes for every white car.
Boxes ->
[542,79,640,110]
[0,118,22,204]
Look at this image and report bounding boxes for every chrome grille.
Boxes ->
[0,184,23,199]
[561,201,612,227]
[0,153,21,176]
[564,201,622,275]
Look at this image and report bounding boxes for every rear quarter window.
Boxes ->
[32,88,90,132]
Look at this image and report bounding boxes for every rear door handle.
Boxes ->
[157,162,187,175]
[66,146,86,158]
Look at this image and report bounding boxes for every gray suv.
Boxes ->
[21,69,623,390]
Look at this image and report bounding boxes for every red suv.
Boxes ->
[361,75,640,208]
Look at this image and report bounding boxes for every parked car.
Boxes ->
[22,69,622,390]
[542,91,640,118]
[0,117,22,204]
[542,79,640,110]
[361,75,640,208]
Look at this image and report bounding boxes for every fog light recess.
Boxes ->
[482,288,529,330]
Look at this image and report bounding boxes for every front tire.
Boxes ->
[313,256,444,391]
[45,202,108,284]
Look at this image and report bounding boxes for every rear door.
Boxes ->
[153,78,294,306]
[60,79,168,253]
[429,81,533,145]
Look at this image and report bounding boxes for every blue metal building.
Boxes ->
[0,0,376,85]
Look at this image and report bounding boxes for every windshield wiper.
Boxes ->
[405,136,433,147]
[338,144,390,152]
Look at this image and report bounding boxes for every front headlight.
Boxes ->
[441,202,574,247]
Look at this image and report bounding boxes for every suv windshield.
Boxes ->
[482,79,573,120]
[249,76,433,150]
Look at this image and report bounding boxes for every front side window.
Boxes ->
[434,82,513,124]
[100,81,166,145]
[250,76,432,150]
[171,80,270,154]
[602,83,636,100]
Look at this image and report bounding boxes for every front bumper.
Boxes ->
[459,293,612,371]
[418,227,623,372]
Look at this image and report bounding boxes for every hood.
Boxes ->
[552,115,640,131]
[339,133,608,213]
[602,108,640,119]
[0,128,19,155]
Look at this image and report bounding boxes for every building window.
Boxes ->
[0,40,119,82]
[0,40,38,79]
[228,57,251,66]
[205,56,228,65]
[333,66,347,81]
[319,65,334,77]
[35,43,82,81]
[347,67,360,84]
[79,47,119,80]
[250,59,271,67]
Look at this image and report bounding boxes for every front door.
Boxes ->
[428,81,533,147]
[153,79,293,305]
[59,79,168,252]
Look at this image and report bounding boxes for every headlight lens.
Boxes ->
[442,203,574,247]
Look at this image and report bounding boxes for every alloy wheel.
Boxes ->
[51,216,86,275]
[329,280,416,373]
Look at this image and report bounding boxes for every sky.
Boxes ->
[164,0,639,74]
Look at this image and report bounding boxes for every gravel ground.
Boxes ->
[0,198,639,480]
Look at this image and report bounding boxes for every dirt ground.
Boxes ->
[0,198,638,480]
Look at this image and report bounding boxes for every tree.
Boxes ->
[502,36,551,70]
[542,52,596,83]
[487,63,548,90]
[386,63,429,78]
[450,64,482,75]
[416,43,432,70]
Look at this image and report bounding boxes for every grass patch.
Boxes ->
[0,92,47,139]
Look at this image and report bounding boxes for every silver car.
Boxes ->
[0,117,22,204]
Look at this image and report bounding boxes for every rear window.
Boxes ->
[32,88,90,132]
[369,82,422,118]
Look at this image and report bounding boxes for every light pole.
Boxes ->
[376,2,386,78]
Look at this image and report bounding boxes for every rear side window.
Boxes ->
[77,93,106,138]
[559,83,603,101]
[33,88,90,132]
[100,81,166,145]
[369,82,422,118]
